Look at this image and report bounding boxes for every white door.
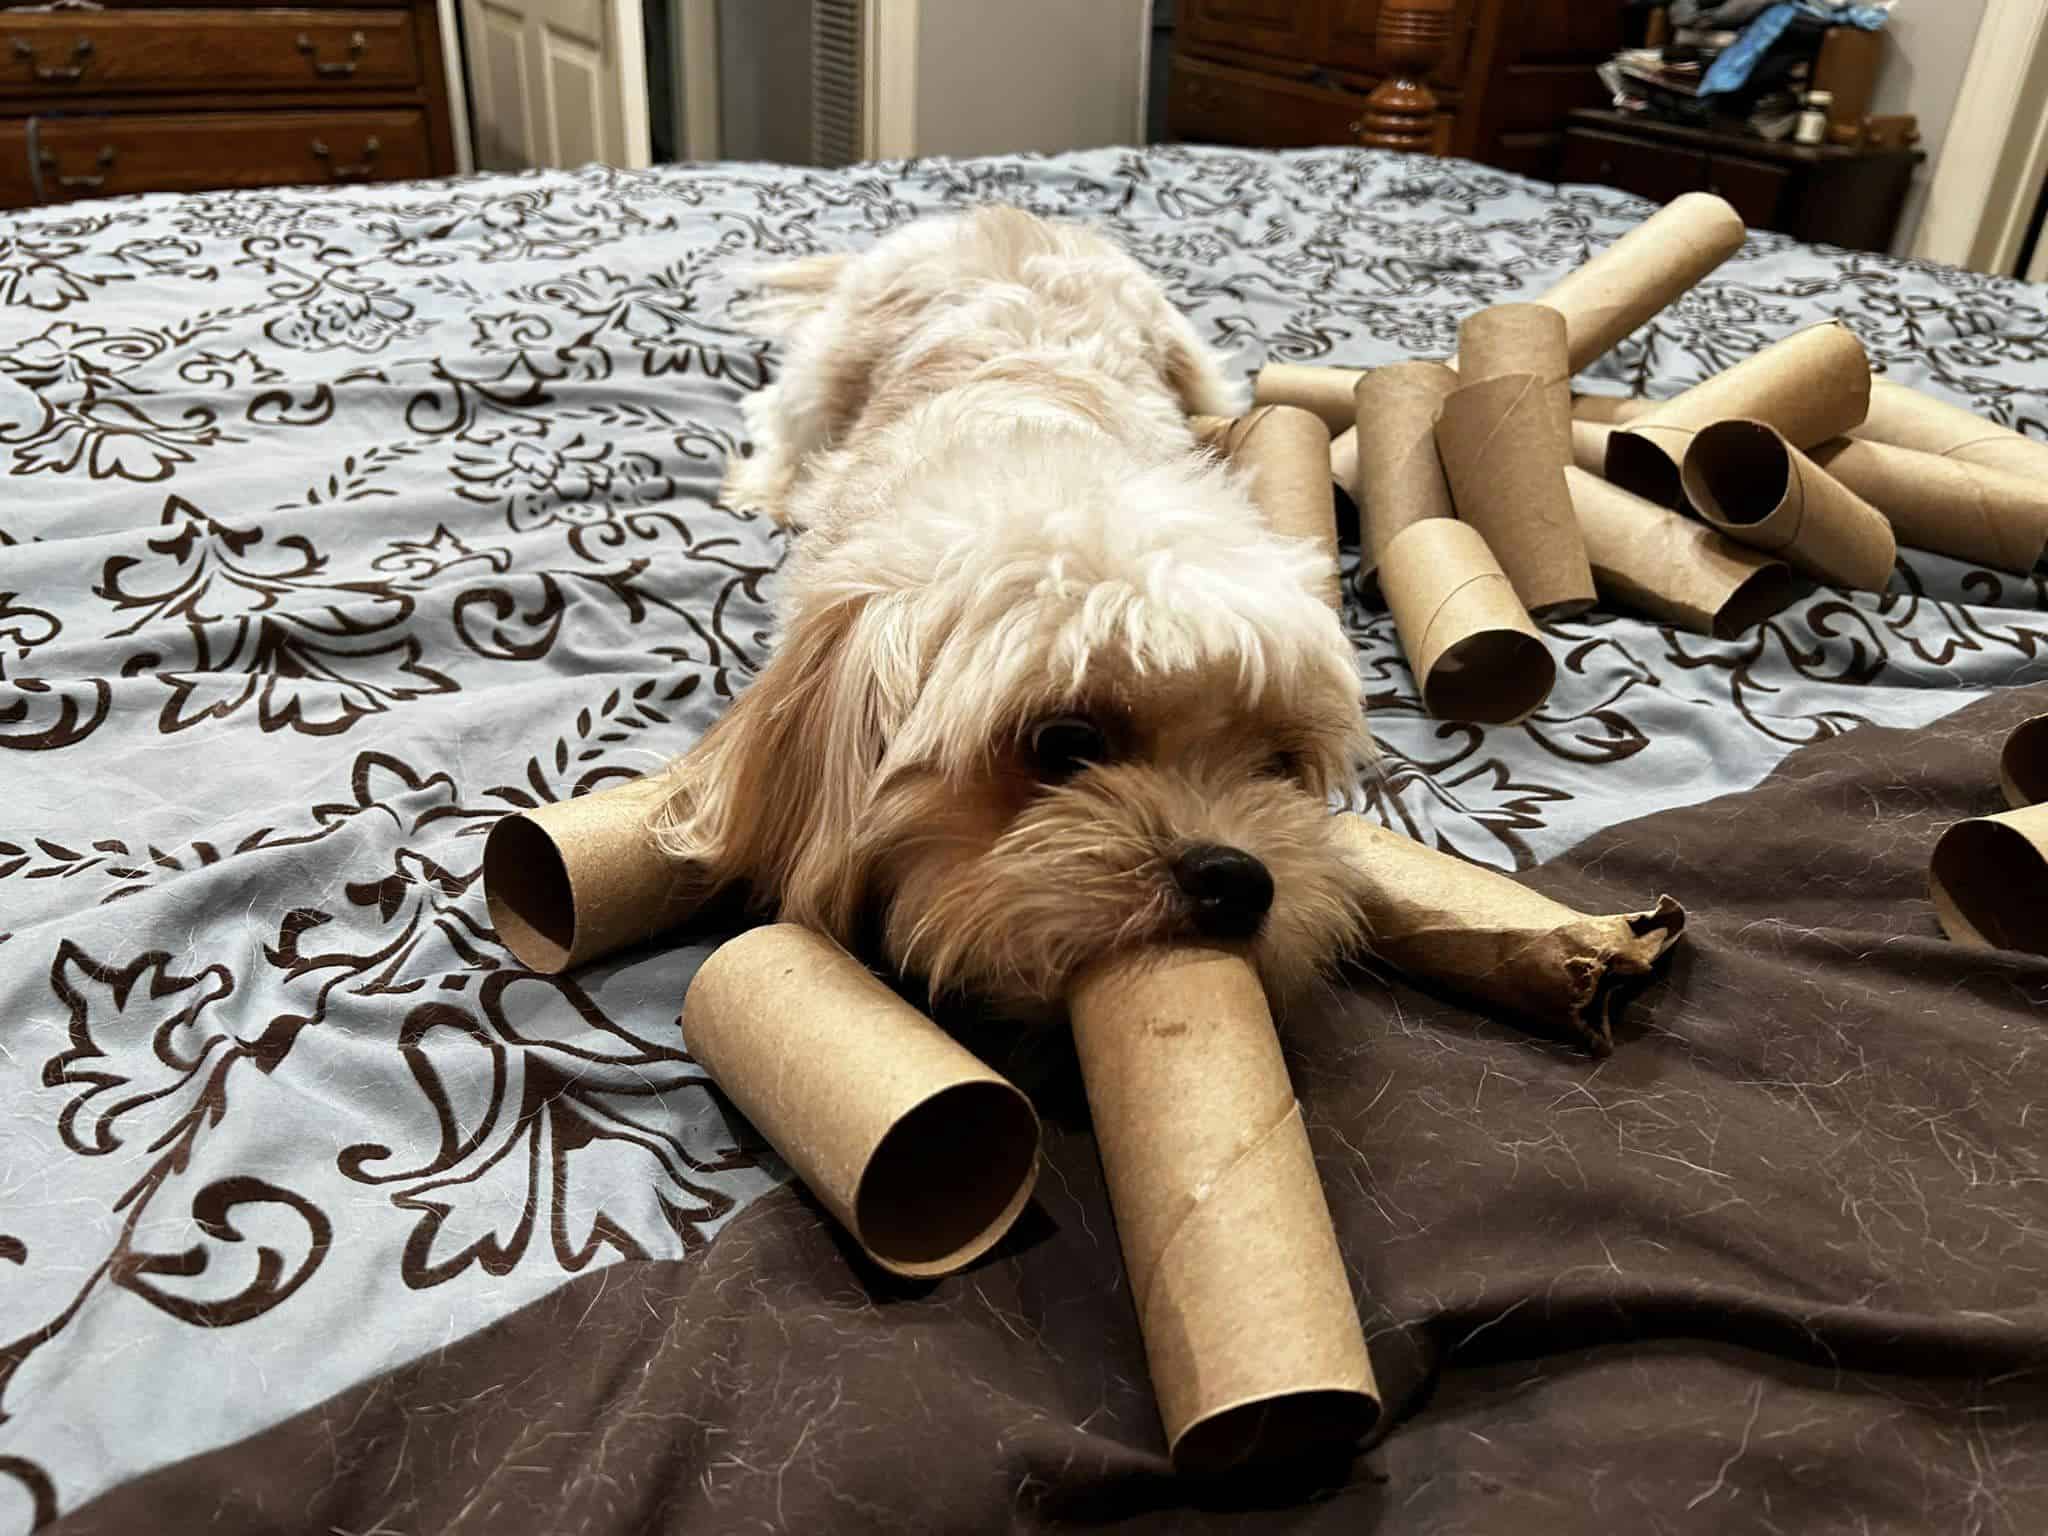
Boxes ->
[461,0,652,170]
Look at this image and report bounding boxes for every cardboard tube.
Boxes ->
[1809,436,2048,575]
[1930,805,2048,957]
[1352,361,1460,584]
[1251,363,1365,433]
[681,925,1041,1279]
[1195,406,1340,608]
[1532,192,1747,373]
[1379,518,1555,725]
[1606,322,1872,509]
[1435,372,1597,618]
[1460,303,1571,458]
[2004,715,2048,810]
[1571,418,1615,475]
[485,776,712,973]
[1068,946,1378,1474]
[1573,393,1656,425]
[1565,466,1799,638]
[1681,421,1897,591]
[1332,815,1687,1053]
[1330,425,1360,520]
[1854,377,2048,483]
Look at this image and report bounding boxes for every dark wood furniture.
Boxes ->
[1561,108,1924,253]
[0,0,458,209]
[1167,0,1623,176]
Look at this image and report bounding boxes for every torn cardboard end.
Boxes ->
[1380,519,1555,725]
[2003,715,2048,810]
[1434,372,1596,618]
[681,924,1040,1279]
[1352,361,1460,600]
[1681,420,1898,591]
[1331,815,1687,1053]
[1460,303,1572,459]
[1068,946,1378,1476]
[1565,466,1800,638]
[1929,804,2048,957]
[1606,322,1872,509]
[1195,406,1341,609]
[1251,362,1366,433]
[1855,377,2048,484]
[485,774,713,974]
[1533,191,1747,373]
[1810,436,2048,576]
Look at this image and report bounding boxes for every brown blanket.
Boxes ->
[56,685,2048,1534]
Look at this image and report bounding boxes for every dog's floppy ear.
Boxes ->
[656,597,896,937]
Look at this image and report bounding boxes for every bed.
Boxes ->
[3,146,2045,1534]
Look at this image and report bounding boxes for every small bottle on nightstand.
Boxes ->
[1796,91,1833,146]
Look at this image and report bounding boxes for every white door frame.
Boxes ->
[436,0,477,172]
[613,0,654,166]
[1913,0,2048,273]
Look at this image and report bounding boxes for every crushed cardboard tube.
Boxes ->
[1331,815,1688,1053]
[1068,945,1378,1475]
[2004,715,2048,810]
[1854,377,2048,483]
[1606,322,1873,509]
[1435,370,1597,618]
[1680,420,1898,591]
[1810,436,2048,576]
[1379,518,1555,725]
[1352,361,1460,594]
[1930,805,2048,958]
[1194,407,1341,608]
[681,924,1041,1279]
[485,774,713,974]
[1564,466,1800,638]
[1251,363,1366,433]
[1531,191,1747,374]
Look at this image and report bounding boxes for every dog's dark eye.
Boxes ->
[1029,716,1108,782]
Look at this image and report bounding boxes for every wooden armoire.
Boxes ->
[1168,0,1623,179]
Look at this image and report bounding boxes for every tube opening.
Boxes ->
[1685,421,1789,526]
[855,1080,1040,1277]
[1173,1387,1379,1479]
[1931,819,2048,955]
[1711,563,1804,639]
[484,815,577,973]
[1604,431,1685,510]
[1424,631,1556,726]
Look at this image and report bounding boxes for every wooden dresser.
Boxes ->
[0,0,459,209]
[1168,0,1622,178]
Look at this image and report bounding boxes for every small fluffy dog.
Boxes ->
[658,206,1370,1012]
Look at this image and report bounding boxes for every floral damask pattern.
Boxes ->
[1,145,2045,1531]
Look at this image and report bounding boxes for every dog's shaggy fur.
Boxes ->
[657,206,1371,1010]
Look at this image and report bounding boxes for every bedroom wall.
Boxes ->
[911,0,1148,157]
[1872,0,1991,255]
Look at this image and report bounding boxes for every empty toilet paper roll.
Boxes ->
[1251,362,1366,432]
[1531,192,1747,374]
[2004,715,2048,809]
[1379,518,1555,725]
[1194,407,1341,608]
[1332,815,1688,1053]
[1680,420,1898,591]
[1353,361,1460,591]
[1854,378,2048,483]
[1435,370,1597,618]
[1930,805,2048,957]
[1565,466,1799,638]
[485,774,714,973]
[1572,393,1656,425]
[1606,322,1873,509]
[681,924,1041,1279]
[1572,418,1617,475]
[1809,436,2048,575]
[1069,945,1378,1475]
[1330,425,1361,521]
[1460,303,1572,457]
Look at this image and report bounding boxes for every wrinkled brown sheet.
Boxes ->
[56,685,2048,1535]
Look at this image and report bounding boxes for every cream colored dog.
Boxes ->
[659,206,1369,1011]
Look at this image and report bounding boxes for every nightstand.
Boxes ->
[1561,107,1924,252]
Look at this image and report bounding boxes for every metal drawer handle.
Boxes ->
[310,135,380,179]
[11,36,93,83]
[37,144,113,190]
[297,30,366,78]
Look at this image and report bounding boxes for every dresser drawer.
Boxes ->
[0,11,417,98]
[1171,55,1370,149]
[1560,127,1707,205]
[1705,154,1792,231]
[25,109,430,202]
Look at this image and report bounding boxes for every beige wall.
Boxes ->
[911,0,1147,158]
[1870,0,1991,254]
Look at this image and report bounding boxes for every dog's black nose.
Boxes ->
[1172,844,1274,938]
